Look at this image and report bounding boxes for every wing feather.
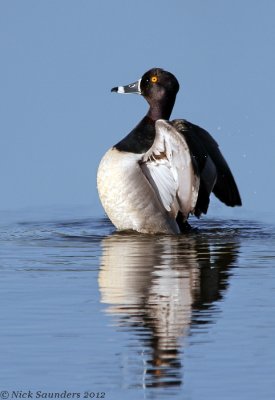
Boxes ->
[172,119,242,213]
[140,120,199,219]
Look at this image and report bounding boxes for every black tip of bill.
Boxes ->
[111,87,118,93]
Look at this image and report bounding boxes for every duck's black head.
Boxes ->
[140,68,179,102]
[111,68,180,120]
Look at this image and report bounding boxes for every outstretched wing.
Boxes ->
[172,119,242,216]
[140,119,200,220]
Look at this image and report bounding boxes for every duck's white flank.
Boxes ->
[97,120,199,234]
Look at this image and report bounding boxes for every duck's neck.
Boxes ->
[114,94,177,154]
[146,95,176,121]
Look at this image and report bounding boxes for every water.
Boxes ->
[0,208,275,400]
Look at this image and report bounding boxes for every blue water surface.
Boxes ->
[0,207,275,400]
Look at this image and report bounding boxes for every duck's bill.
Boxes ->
[111,79,141,94]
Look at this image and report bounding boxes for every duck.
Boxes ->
[97,68,242,234]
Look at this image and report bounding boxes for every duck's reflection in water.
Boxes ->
[98,232,239,388]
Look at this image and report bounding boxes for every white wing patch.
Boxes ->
[140,120,199,219]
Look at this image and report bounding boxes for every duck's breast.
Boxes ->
[97,148,179,233]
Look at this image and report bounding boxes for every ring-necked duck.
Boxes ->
[97,68,241,234]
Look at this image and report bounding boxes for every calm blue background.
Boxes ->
[1,0,274,218]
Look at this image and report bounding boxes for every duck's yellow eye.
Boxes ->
[151,76,158,83]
